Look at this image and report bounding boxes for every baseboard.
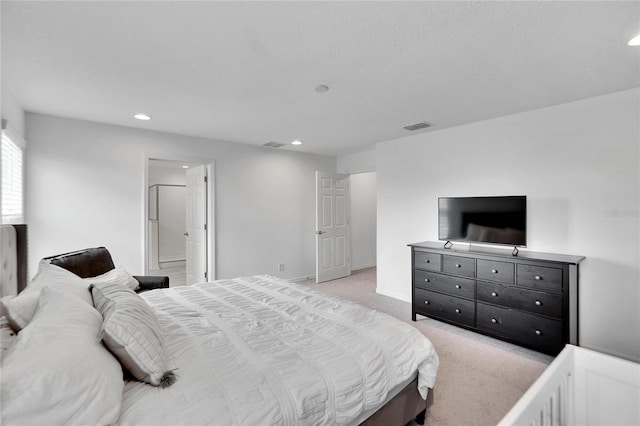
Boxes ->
[376,288,411,304]
[352,263,376,271]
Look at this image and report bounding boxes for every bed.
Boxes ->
[0,226,439,425]
[498,344,640,426]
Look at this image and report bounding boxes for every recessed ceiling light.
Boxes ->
[182,165,189,169]
[291,140,303,145]
[314,85,329,93]
[134,113,151,120]
[628,33,640,46]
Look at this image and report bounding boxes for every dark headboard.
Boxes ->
[14,225,28,293]
[44,247,115,279]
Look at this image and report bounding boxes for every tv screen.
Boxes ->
[438,196,527,246]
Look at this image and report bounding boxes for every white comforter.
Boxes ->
[117,276,439,426]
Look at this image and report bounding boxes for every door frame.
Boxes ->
[143,154,216,282]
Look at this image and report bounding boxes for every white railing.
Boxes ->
[499,345,639,426]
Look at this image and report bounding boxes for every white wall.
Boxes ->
[148,166,186,186]
[337,148,376,174]
[25,113,335,281]
[376,88,640,361]
[1,85,25,138]
[350,172,377,270]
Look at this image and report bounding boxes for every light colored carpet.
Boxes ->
[300,267,552,426]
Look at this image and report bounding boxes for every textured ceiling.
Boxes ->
[2,1,639,156]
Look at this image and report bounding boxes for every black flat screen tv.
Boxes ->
[438,196,527,247]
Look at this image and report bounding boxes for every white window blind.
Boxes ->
[1,126,25,224]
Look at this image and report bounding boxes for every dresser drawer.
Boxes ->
[517,264,563,292]
[477,259,514,284]
[414,251,441,271]
[477,303,563,352]
[477,281,563,319]
[442,255,476,278]
[414,288,475,327]
[414,270,475,299]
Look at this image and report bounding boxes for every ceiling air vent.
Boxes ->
[403,121,433,131]
[263,142,285,148]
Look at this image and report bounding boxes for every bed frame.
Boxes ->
[0,224,434,426]
[362,378,432,425]
[498,344,639,426]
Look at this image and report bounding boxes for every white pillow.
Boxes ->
[1,260,92,331]
[87,266,140,291]
[91,282,175,388]
[0,287,124,425]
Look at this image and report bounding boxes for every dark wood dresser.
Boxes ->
[409,241,584,355]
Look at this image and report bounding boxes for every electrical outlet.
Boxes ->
[278,263,285,272]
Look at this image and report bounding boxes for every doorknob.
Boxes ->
[184,232,189,236]
[315,231,325,235]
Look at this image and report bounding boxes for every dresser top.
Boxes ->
[409,241,585,265]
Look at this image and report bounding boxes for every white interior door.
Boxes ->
[316,171,351,283]
[186,165,207,285]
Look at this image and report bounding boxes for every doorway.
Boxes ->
[148,183,187,283]
[145,157,215,286]
[347,171,377,271]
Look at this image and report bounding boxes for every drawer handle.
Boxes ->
[424,278,430,283]
[491,292,498,297]
[455,284,461,289]
[425,259,430,263]
[535,330,542,336]
[424,300,430,305]
[491,318,497,323]
[535,300,542,306]
[455,263,461,268]
[455,309,461,313]
[491,269,498,274]
[535,275,542,280]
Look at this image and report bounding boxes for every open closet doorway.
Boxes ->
[145,157,215,286]
[348,171,377,271]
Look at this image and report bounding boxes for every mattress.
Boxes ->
[117,275,439,425]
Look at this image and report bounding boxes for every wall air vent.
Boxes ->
[263,142,285,148]
[403,121,433,131]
